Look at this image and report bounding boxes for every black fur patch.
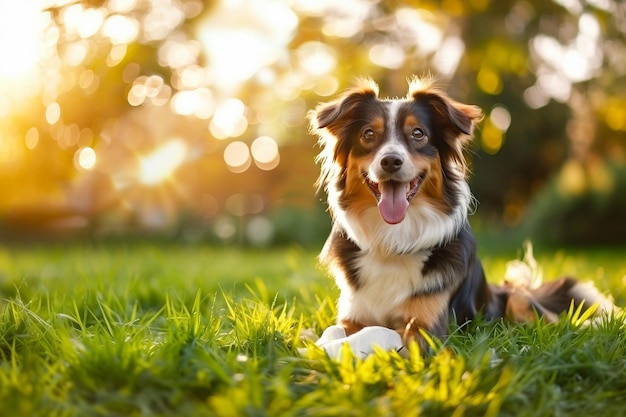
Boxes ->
[325,226,362,290]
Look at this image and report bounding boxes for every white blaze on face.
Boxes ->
[367,101,417,225]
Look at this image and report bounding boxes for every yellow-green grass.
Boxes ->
[0,242,625,417]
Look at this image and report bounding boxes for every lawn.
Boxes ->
[0,242,625,417]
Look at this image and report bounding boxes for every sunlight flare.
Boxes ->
[196,0,298,89]
[139,139,187,185]
[0,1,46,80]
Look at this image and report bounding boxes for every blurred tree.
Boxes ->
[0,0,624,243]
[452,0,626,231]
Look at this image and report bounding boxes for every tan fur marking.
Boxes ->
[505,292,539,322]
[403,114,420,129]
[505,289,559,323]
[343,156,376,213]
[369,117,385,135]
[340,318,367,336]
[393,291,451,348]
[418,156,449,212]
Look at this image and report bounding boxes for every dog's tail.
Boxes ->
[489,242,619,323]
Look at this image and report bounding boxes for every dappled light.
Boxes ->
[128,75,171,107]
[0,2,45,80]
[297,42,337,75]
[75,146,97,171]
[210,98,248,139]
[197,0,298,90]
[25,128,40,150]
[223,141,251,174]
[251,136,280,171]
[0,0,624,244]
[139,139,187,185]
[490,106,511,132]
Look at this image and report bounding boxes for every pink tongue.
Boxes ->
[378,181,409,224]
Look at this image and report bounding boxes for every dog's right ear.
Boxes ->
[309,80,379,192]
[309,79,379,131]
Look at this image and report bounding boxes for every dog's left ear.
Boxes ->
[434,99,483,138]
[409,80,482,138]
[409,78,483,172]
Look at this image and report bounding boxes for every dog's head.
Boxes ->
[310,76,482,227]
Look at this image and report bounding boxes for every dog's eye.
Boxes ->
[362,128,376,142]
[412,128,426,140]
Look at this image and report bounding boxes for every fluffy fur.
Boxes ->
[309,76,616,350]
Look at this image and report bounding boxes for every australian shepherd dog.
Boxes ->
[309,76,616,351]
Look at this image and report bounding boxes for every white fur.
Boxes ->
[328,177,470,327]
[336,250,432,325]
[367,101,418,181]
[568,281,617,315]
[369,148,417,183]
[329,177,471,256]
[368,142,420,184]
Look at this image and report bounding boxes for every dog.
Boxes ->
[309,76,617,352]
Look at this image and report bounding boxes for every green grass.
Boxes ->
[0,242,625,417]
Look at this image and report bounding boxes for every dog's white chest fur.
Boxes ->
[337,250,431,325]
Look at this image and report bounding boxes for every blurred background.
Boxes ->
[0,0,625,247]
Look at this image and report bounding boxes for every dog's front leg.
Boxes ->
[394,292,452,354]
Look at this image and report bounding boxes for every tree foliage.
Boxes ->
[0,0,624,242]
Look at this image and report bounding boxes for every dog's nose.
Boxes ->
[380,153,403,173]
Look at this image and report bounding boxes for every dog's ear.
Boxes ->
[309,79,379,131]
[408,78,483,174]
[433,99,483,137]
[408,78,482,138]
[309,80,379,191]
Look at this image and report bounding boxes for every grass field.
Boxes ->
[1,242,625,417]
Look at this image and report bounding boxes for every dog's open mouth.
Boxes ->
[363,172,426,224]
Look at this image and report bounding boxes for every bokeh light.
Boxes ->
[210,99,248,139]
[223,141,251,173]
[245,215,274,246]
[313,75,339,96]
[433,37,465,76]
[25,128,39,150]
[128,74,172,106]
[476,68,503,95]
[480,106,511,155]
[46,102,61,125]
[76,7,105,39]
[170,88,212,117]
[102,14,139,45]
[490,106,512,132]
[214,216,237,240]
[197,0,298,89]
[74,147,97,171]
[297,42,337,75]
[0,0,623,241]
[109,0,139,14]
[251,136,280,171]
[481,122,504,155]
[369,44,405,70]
